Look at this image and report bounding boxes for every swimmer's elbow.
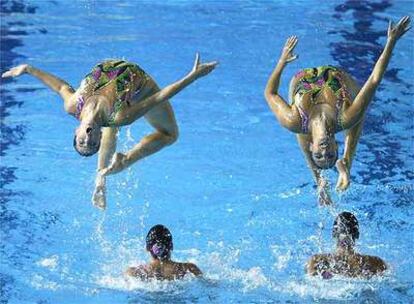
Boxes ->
[306,257,320,276]
[187,263,202,277]
[125,267,136,277]
[374,257,387,273]
[264,89,279,106]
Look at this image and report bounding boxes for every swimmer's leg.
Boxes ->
[92,127,118,209]
[125,100,178,166]
[100,54,216,176]
[336,118,364,191]
[101,82,178,177]
[297,134,332,205]
[2,64,76,113]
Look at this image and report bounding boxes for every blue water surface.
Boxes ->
[1,0,413,303]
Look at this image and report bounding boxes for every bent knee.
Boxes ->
[161,127,178,145]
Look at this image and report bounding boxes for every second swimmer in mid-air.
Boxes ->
[265,16,411,205]
[2,54,217,209]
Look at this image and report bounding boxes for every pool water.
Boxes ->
[1,0,413,303]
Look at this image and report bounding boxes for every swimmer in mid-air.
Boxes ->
[264,16,411,205]
[125,225,202,280]
[306,212,387,279]
[2,54,217,209]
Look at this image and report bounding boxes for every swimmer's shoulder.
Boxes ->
[172,261,202,277]
[359,254,387,275]
[125,265,151,280]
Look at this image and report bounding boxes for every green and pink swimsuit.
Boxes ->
[293,65,350,133]
[75,60,150,126]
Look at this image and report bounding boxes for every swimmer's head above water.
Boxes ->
[73,122,102,157]
[332,211,359,247]
[146,225,173,261]
[308,104,338,169]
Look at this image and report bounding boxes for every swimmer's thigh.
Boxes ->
[143,80,177,137]
[144,101,178,138]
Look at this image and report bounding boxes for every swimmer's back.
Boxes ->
[126,261,202,281]
[307,253,387,278]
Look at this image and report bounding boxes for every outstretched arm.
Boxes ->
[264,36,301,132]
[341,16,411,129]
[335,118,364,191]
[124,53,218,124]
[92,127,118,210]
[2,64,75,111]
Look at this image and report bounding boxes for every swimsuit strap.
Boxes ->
[74,96,85,119]
[297,105,310,133]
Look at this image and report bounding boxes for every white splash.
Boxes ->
[36,255,59,270]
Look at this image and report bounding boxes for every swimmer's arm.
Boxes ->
[336,119,364,191]
[307,256,333,279]
[125,267,148,280]
[306,257,318,276]
[127,53,217,120]
[265,36,301,132]
[98,128,118,171]
[297,134,332,205]
[125,267,137,277]
[368,256,387,275]
[2,64,75,111]
[341,16,411,129]
[186,263,203,277]
[297,134,322,182]
[92,127,118,210]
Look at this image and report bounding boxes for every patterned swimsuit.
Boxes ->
[75,60,150,126]
[293,65,350,133]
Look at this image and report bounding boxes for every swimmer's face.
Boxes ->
[73,123,102,157]
[310,136,338,169]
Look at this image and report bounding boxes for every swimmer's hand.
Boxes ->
[189,53,218,79]
[92,174,107,210]
[2,64,30,78]
[100,152,128,176]
[317,178,333,206]
[388,16,411,43]
[336,159,350,191]
[280,36,298,64]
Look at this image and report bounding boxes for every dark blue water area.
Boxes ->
[0,0,413,303]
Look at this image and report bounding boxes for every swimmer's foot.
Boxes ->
[336,159,350,191]
[101,152,128,176]
[92,174,107,210]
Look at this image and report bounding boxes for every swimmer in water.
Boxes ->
[264,16,411,205]
[2,54,217,209]
[125,225,202,280]
[306,212,387,279]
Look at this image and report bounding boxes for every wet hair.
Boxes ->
[332,212,359,241]
[146,225,173,261]
[73,135,100,157]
